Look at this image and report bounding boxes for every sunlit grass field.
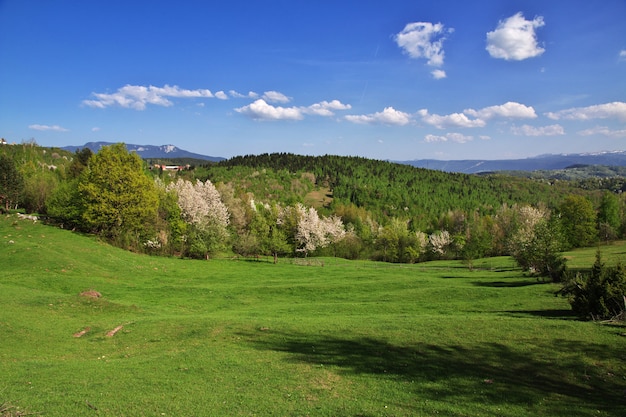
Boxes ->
[1,214,625,416]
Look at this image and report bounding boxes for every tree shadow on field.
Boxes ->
[242,331,626,416]
[501,309,577,319]
[472,280,545,288]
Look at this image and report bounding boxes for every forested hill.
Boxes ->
[210,153,587,229]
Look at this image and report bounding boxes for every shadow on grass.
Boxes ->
[472,280,547,288]
[242,331,626,416]
[501,309,578,319]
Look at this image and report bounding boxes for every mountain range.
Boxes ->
[62,142,626,173]
[398,151,626,173]
[61,142,225,162]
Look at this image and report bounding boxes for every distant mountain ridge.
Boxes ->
[397,151,626,173]
[61,141,224,162]
[61,143,626,173]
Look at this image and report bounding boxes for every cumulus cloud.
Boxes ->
[83,84,214,110]
[262,91,291,103]
[304,100,352,116]
[486,12,545,60]
[424,133,474,143]
[235,99,303,121]
[511,124,564,136]
[431,69,447,79]
[464,101,537,120]
[236,99,351,121]
[545,102,626,121]
[394,21,453,72]
[29,124,68,132]
[578,126,626,138]
[214,91,228,100]
[344,107,412,126]
[229,90,258,99]
[417,102,537,129]
[418,109,485,129]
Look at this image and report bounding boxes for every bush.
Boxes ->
[561,250,626,320]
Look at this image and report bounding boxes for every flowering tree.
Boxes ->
[429,230,451,256]
[166,178,230,258]
[292,203,345,256]
[509,205,566,280]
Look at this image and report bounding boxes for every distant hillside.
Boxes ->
[62,141,225,162]
[399,151,626,173]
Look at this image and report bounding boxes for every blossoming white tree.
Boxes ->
[429,230,451,256]
[292,203,345,256]
[166,178,230,258]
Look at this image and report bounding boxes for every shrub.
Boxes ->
[561,250,626,320]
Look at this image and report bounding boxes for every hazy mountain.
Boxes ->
[61,142,225,162]
[61,143,626,173]
[398,151,626,173]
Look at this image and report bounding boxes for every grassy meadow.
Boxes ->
[1,214,625,416]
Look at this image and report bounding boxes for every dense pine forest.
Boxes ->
[2,142,625,274]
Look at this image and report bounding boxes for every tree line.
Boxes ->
[3,142,626,319]
[2,144,626,268]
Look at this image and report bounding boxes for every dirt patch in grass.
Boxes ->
[79,289,102,298]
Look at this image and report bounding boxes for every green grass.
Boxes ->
[1,214,625,416]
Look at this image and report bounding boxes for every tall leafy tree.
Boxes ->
[0,154,24,211]
[597,191,620,241]
[78,143,159,244]
[559,195,597,249]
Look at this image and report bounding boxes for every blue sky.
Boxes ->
[1,0,625,161]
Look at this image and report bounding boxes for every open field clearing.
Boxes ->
[1,214,625,416]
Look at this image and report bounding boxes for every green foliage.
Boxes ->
[510,218,567,281]
[46,179,84,228]
[77,143,159,246]
[597,191,621,241]
[559,195,598,249]
[562,250,626,320]
[0,154,24,211]
[216,153,574,230]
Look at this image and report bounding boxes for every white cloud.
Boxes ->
[578,126,626,138]
[464,101,537,120]
[511,124,565,136]
[83,84,214,110]
[431,69,447,79]
[424,133,474,143]
[235,99,303,121]
[394,21,453,68]
[620,50,626,61]
[91,127,100,132]
[545,102,626,121]
[345,107,412,126]
[229,90,258,99]
[303,100,351,116]
[236,98,351,121]
[262,91,291,103]
[418,109,485,129]
[486,12,545,60]
[214,91,228,100]
[29,124,68,132]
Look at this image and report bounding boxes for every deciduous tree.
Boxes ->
[78,143,159,245]
[0,154,24,212]
[559,195,597,249]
